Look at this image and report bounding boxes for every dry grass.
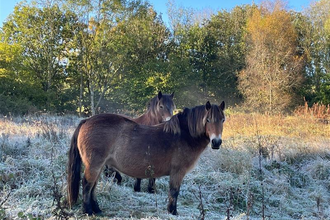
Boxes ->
[294,101,330,122]
[0,111,329,220]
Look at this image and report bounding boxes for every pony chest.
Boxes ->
[171,146,201,173]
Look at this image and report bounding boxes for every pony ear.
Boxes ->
[158,91,163,100]
[170,92,174,99]
[219,101,225,111]
[206,101,211,111]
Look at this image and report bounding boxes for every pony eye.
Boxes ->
[160,105,164,109]
[206,118,210,123]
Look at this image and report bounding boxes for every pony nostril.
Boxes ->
[211,138,222,149]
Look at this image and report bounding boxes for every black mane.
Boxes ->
[163,104,224,137]
[163,105,206,137]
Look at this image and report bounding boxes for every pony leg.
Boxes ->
[91,183,102,213]
[168,186,180,215]
[103,165,112,178]
[104,166,122,185]
[82,168,102,215]
[134,178,142,192]
[147,178,156,193]
[114,171,122,185]
[167,172,185,215]
[82,176,95,215]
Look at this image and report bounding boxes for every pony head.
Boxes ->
[155,91,175,122]
[204,101,225,149]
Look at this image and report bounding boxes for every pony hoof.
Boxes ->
[93,207,102,214]
[167,207,178,215]
[147,187,155,194]
[83,204,93,216]
[134,185,141,192]
[92,203,102,214]
[83,209,102,216]
[83,209,93,216]
[169,210,178,215]
[94,210,103,216]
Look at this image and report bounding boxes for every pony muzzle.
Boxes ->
[211,138,222,149]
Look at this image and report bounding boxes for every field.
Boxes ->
[0,108,329,220]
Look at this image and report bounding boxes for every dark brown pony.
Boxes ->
[134,91,175,125]
[106,91,175,192]
[67,101,225,215]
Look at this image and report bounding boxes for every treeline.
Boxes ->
[0,0,329,115]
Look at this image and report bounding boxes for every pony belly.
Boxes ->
[126,169,166,179]
[118,162,170,179]
[105,143,172,179]
[106,156,170,179]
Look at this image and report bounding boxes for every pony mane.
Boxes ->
[187,105,208,137]
[163,104,224,138]
[147,96,158,111]
[163,105,208,137]
[143,96,158,120]
[163,113,181,135]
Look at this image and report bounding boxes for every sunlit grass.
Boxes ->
[224,111,330,139]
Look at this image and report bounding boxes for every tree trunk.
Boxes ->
[90,80,95,116]
[79,71,83,117]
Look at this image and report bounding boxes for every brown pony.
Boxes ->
[67,101,225,215]
[134,91,175,125]
[105,91,175,193]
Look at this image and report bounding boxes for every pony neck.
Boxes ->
[163,112,210,151]
[134,110,162,125]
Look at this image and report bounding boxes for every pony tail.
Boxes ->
[67,119,86,208]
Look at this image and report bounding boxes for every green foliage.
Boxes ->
[200,6,251,105]
[0,0,329,115]
[108,4,173,111]
[1,2,81,114]
[298,0,330,105]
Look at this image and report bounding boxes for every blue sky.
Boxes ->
[1,0,312,27]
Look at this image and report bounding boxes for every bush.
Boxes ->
[0,94,36,115]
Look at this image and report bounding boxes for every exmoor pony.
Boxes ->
[67,101,225,215]
[105,91,175,192]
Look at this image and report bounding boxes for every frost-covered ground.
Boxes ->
[0,113,329,220]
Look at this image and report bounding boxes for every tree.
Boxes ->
[1,1,80,112]
[199,5,254,105]
[65,0,122,115]
[111,5,172,111]
[299,0,330,105]
[167,3,252,107]
[0,42,35,114]
[238,0,304,113]
[66,0,170,115]
[166,1,199,107]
